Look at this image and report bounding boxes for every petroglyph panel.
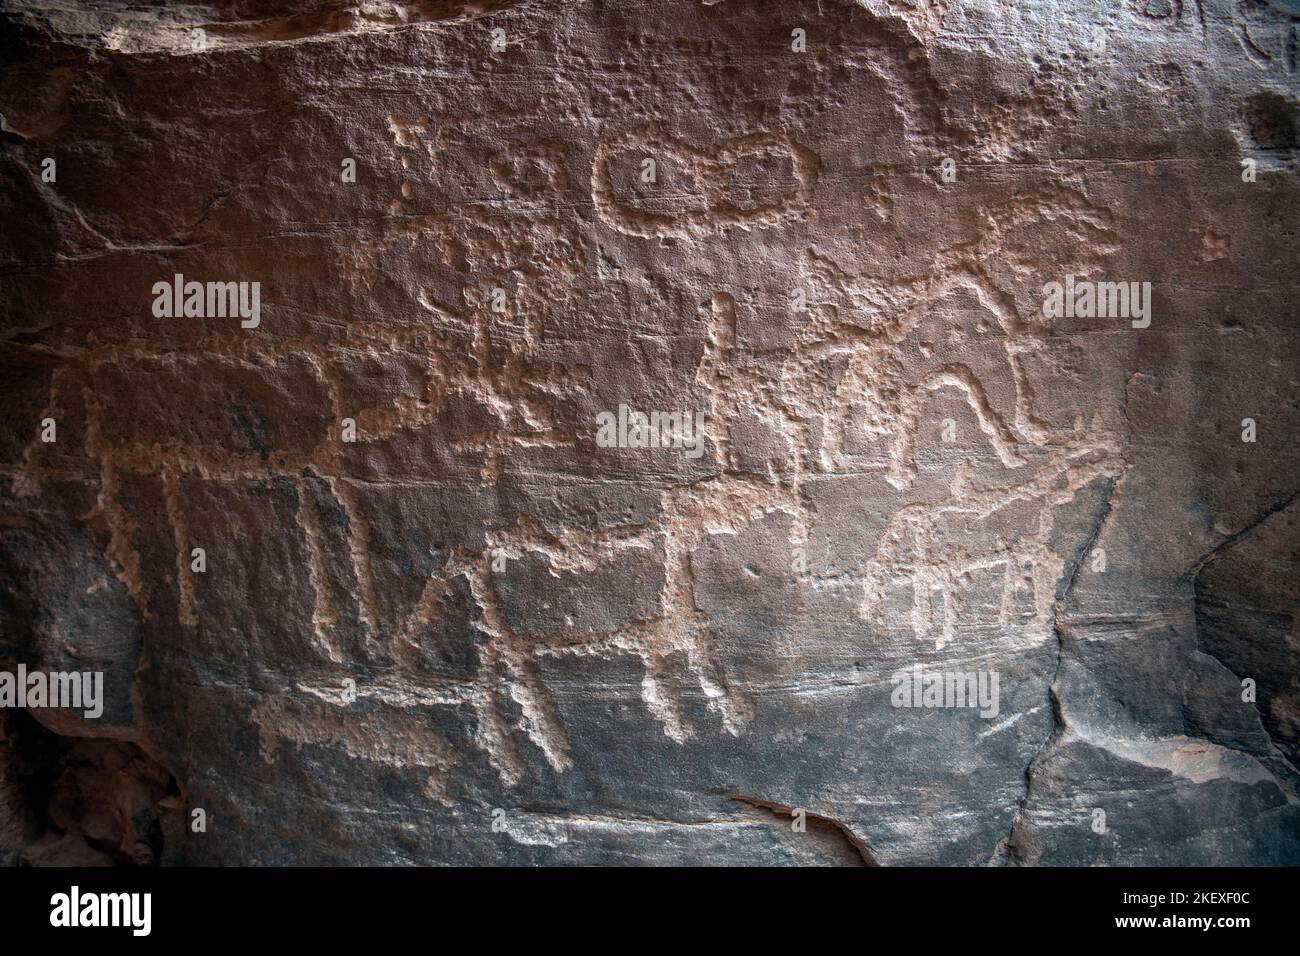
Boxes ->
[1,0,1298,867]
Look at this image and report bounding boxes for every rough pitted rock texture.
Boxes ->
[1,0,1298,866]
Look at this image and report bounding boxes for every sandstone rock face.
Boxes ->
[1,0,1297,866]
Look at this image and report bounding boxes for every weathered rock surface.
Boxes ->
[1,0,1298,865]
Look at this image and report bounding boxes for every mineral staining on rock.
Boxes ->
[1,0,1298,865]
